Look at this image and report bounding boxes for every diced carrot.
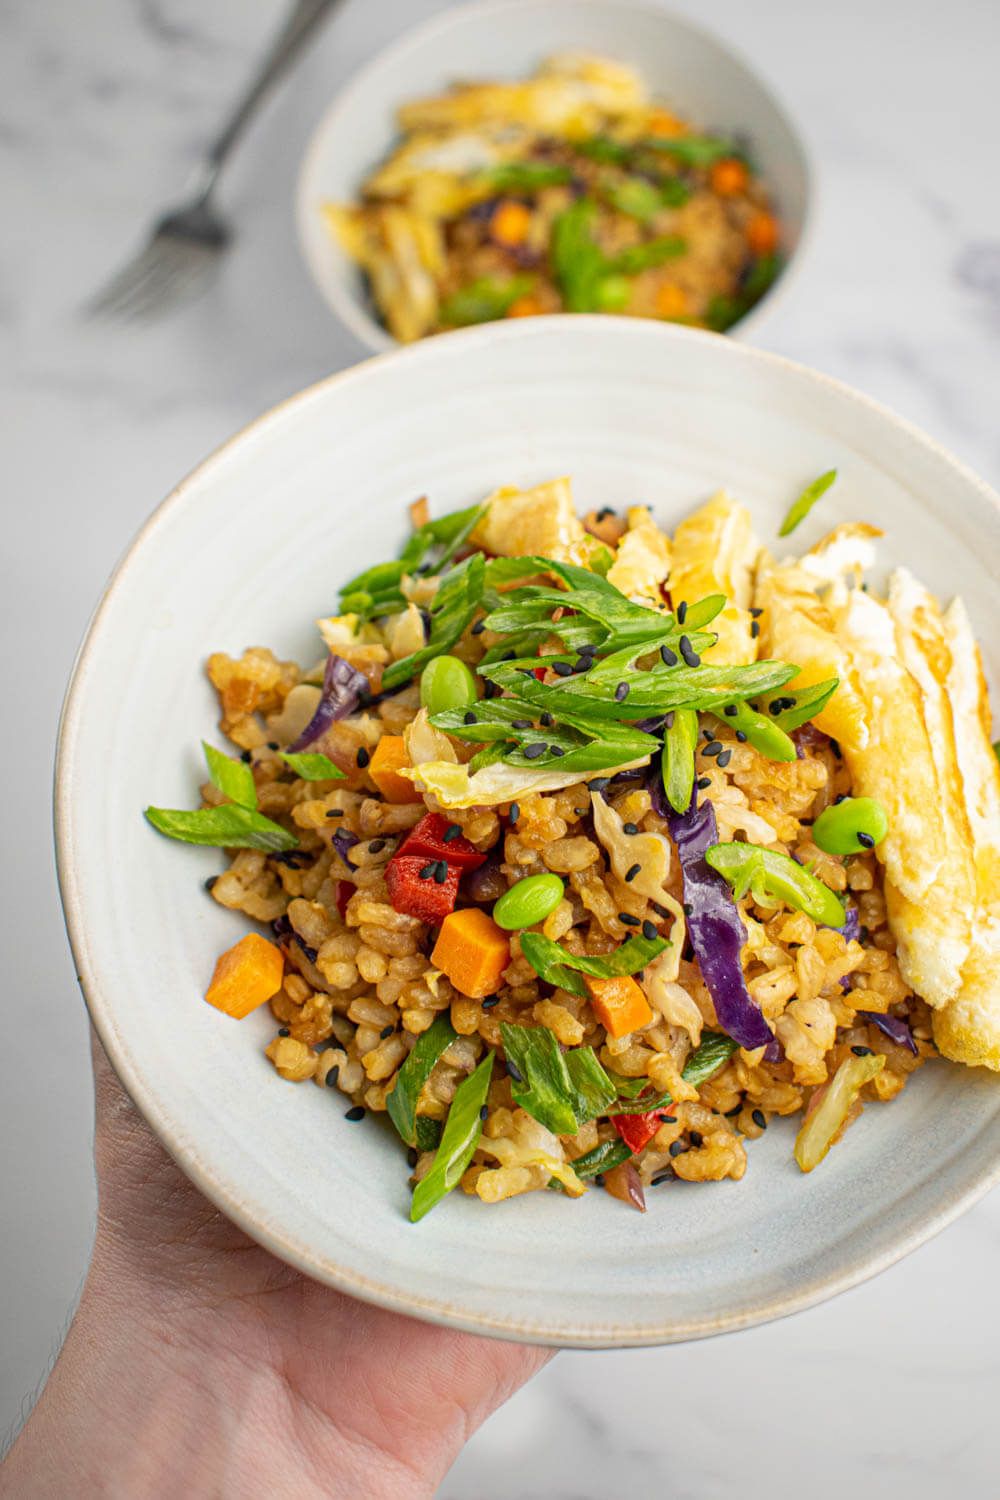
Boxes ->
[585,975,653,1039]
[655,281,688,320]
[368,735,421,804]
[491,200,532,247]
[710,157,749,197]
[506,294,544,319]
[746,210,779,256]
[431,908,510,999]
[645,107,685,137]
[205,932,284,1019]
[409,496,429,528]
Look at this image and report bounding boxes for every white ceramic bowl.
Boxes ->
[56,320,1000,1348]
[297,0,812,352]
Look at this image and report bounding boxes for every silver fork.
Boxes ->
[87,0,345,321]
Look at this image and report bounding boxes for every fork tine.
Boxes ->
[86,240,167,318]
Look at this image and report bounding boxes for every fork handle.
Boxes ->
[191,0,345,200]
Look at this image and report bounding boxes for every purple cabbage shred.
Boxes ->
[287,653,371,752]
[858,1010,919,1055]
[665,796,774,1052]
[332,829,359,868]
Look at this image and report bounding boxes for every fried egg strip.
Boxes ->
[669,492,760,663]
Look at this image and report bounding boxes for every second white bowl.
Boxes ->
[297,0,813,351]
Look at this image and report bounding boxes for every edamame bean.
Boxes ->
[493,873,565,931]
[812,796,888,855]
[419,654,478,714]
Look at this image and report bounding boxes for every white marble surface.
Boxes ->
[2,0,999,1491]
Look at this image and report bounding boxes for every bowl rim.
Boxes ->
[54,317,1000,1348]
[294,0,816,353]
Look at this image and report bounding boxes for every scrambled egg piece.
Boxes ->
[470,477,589,563]
[759,531,1000,1061]
[669,493,760,662]
[606,506,671,607]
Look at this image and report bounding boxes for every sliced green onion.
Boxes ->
[382,554,485,691]
[610,236,686,274]
[519,932,667,1000]
[661,707,699,813]
[478,161,572,192]
[410,1051,494,1222]
[440,275,536,327]
[705,841,845,928]
[766,677,840,733]
[386,1014,457,1148]
[492,873,565,930]
[812,796,888,855]
[779,469,838,537]
[608,1031,738,1113]
[794,1052,885,1171]
[500,1023,616,1135]
[278,751,345,781]
[202,740,257,809]
[144,804,298,852]
[565,1138,633,1180]
[718,700,796,762]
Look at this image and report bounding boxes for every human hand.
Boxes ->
[1,1033,551,1498]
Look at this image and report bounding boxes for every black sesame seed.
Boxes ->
[683,903,692,916]
[380,1025,394,1039]
[552,661,574,677]
[501,650,516,662]
[623,821,639,835]
[596,506,615,521]
[356,747,370,768]
[703,739,723,757]
[652,1170,675,1186]
[278,1027,290,1037]
[669,1140,687,1157]
[625,863,641,882]
[326,808,344,817]
[463,710,478,725]
[615,681,630,702]
[480,1104,489,1121]
[508,803,520,824]
[578,642,598,657]
[829,738,843,759]
[368,839,386,854]
[267,741,279,751]
[345,1105,366,1122]
[540,712,554,727]
[443,824,463,843]
[482,994,500,1010]
[433,860,448,884]
[419,862,436,879]
[240,750,253,763]
[551,746,565,758]
[594,1174,606,1187]
[618,912,640,927]
[574,657,592,673]
[857,831,875,850]
[735,730,748,743]
[716,749,732,768]
[750,607,763,618]
[511,719,532,730]
[326,1065,340,1088]
[660,644,678,666]
[652,901,671,919]
[484,680,502,698]
[750,620,760,639]
[724,1103,742,1117]
[676,600,688,624]
[523,742,546,760]
[679,635,700,667]
[852,1044,874,1056]
[696,775,711,790]
[751,1108,767,1129]
[683,944,695,962]
[723,705,738,717]
[589,777,610,791]
[834,792,848,805]
[471,619,486,635]
[506,1060,524,1083]
[859,925,870,944]
[689,1130,703,1147]
[642,919,658,941]
[204,875,218,892]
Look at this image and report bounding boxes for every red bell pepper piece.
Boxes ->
[385,855,460,924]
[396,813,486,872]
[335,881,355,920]
[611,1108,676,1155]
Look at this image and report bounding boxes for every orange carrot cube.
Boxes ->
[369,735,421,803]
[205,932,284,1019]
[585,974,653,1039]
[431,908,510,999]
